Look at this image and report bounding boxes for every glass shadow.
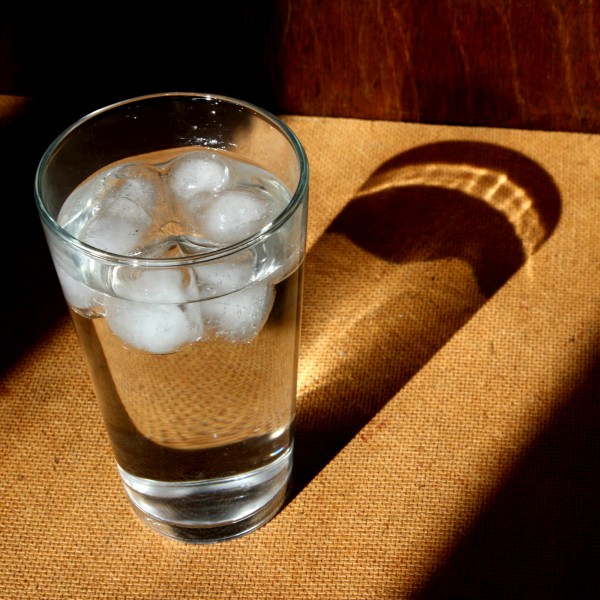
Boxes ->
[291,140,562,497]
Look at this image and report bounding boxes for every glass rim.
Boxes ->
[33,91,309,268]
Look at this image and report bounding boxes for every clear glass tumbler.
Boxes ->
[34,92,309,543]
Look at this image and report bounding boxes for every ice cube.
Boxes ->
[111,268,192,303]
[104,298,203,354]
[78,195,153,255]
[57,176,102,236]
[105,267,203,353]
[59,162,163,256]
[103,163,164,214]
[55,264,101,314]
[202,281,274,343]
[166,151,231,201]
[200,190,278,245]
[193,253,255,296]
[48,242,105,314]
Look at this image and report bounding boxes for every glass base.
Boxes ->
[119,447,292,544]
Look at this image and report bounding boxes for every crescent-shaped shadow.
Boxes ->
[291,140,562,497]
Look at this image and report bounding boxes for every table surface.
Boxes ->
[2,98,600,599]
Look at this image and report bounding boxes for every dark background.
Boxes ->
[3,2,600,138]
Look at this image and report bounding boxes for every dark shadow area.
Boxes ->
[4,6,279,135]
[412,354,600,599]
[0,102,68,375]
[291,141,562,497]
[330,185,525,297]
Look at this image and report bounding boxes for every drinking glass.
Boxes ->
[34,92,309,543]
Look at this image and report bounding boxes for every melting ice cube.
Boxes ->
[193,253,255,296]
[111,268,192,303]
[57,176,102,236]
[166,151,231,201]
[199,190,278,245]
[202,281,274,343]
[78,196,153,255]
[59,163,163,256]
[104,299,203,354]
[104,163,164,214]
[105,268,203,353]
[55,264,101,314]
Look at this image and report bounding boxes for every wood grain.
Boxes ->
[265,0,600,132]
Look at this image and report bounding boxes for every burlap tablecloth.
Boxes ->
[1,96,599,599]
